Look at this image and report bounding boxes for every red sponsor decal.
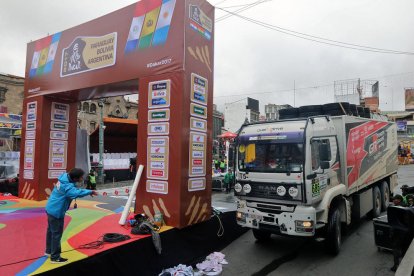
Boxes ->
[347,121,388,187]
[193,159,203,166]
[151,170,164,177]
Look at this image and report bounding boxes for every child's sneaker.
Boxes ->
[44,253,50,257]
[50,257,68,264]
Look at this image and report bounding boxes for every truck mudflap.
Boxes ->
[236,200,316,237]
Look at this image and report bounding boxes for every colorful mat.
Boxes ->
[0,194,171,275]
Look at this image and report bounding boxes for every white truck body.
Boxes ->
[234,115,398,245]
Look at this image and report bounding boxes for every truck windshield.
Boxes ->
[238,142,304,173]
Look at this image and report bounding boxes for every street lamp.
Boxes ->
[97,99,106,184]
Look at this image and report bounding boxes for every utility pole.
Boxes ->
[293,80,296,107]
[97,99,105,184]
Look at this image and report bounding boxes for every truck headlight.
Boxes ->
[235,183,242,193]
[243,184,252,193]
[277,186,286,196]
[295,220,314,232]
[288,187,298,198]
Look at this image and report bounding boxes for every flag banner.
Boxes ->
[189,4,212,40]
[60,32,117,77]
[125,0,176,53]
[29,32,62,78]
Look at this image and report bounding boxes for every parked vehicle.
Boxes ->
[234,105,398,254]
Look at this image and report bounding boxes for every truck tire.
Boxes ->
[252,229,271,242]
[325,207,341,255]
[372,186,382,218]
[380,181,390,211]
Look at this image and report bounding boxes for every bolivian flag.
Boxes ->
[125,0,176,53]
[29,32,61,78]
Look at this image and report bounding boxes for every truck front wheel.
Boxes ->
[252,229,271,242]
[325,207,341,255]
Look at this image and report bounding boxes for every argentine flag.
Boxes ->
[152,0,176,46]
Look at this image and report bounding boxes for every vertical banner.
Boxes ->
[188,131,207,177]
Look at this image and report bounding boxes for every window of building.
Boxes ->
[0,87,8,103]
[78,119,82,127]
[78,102,81,111]
[90,103,97,114]
[82,102,89,112]
[90,121,96,131]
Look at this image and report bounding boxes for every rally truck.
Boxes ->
[234,112,398,254]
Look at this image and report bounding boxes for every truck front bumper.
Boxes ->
[236,199,316,237]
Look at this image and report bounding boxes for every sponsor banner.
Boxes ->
[48,140,68,169]
[26,101,37,122]
[190,103,207,119]
[50,131,68,140]
[192,150,204,158]
[190,117,207,132]
[150,146,166,154]
[26,121,36,130]
[26,130,36,140]
[147,137,169,180]
[191,73,208,105]
[146,180,168,194]
[148,122,170,135]
[148,80,171,109]
[150,161,165,169]
[148,108,170,122]
[24,140,35,169]
[23,170,34,180]
[48,170,66,179]
[397,121,407,131]
[189,131,206,177]
[188,177,206,192]
[51,102,69,122]
[189,5,212,40]
[61,32,117,77]
[51,121,69,131]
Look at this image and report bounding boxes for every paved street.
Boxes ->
[219,165,414,276]
[87,165,414,275]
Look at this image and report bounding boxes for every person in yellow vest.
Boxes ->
[86,169,97,190]
[220,158,226,173]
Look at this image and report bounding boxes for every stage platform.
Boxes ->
[0,194,245,275]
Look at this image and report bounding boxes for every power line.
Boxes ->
[214,0,230,6]
[215,7,414,55]
[213,71,414,98]
[216,0,271,22]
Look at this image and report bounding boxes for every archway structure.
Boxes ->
[20,0,214,228]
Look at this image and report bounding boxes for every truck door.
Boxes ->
[309,137,340,203]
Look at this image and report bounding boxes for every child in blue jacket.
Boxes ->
[45,168,98,263]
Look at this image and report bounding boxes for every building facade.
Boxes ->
[224,97,260,133]
[77,96,138,134]
[0,74,24,151]
[0,74,24,114]
[212,104,224,141]
[265,103,292,121]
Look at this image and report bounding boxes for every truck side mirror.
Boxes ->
[319,143,330,162]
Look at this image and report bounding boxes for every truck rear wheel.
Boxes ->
[380,181,390,211]
[325,207,341,255]
[372,186,382,218]
[252,229,271,242]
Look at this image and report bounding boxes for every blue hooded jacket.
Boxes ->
[45,173,92,219]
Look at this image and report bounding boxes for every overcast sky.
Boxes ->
[1,0,413,113]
